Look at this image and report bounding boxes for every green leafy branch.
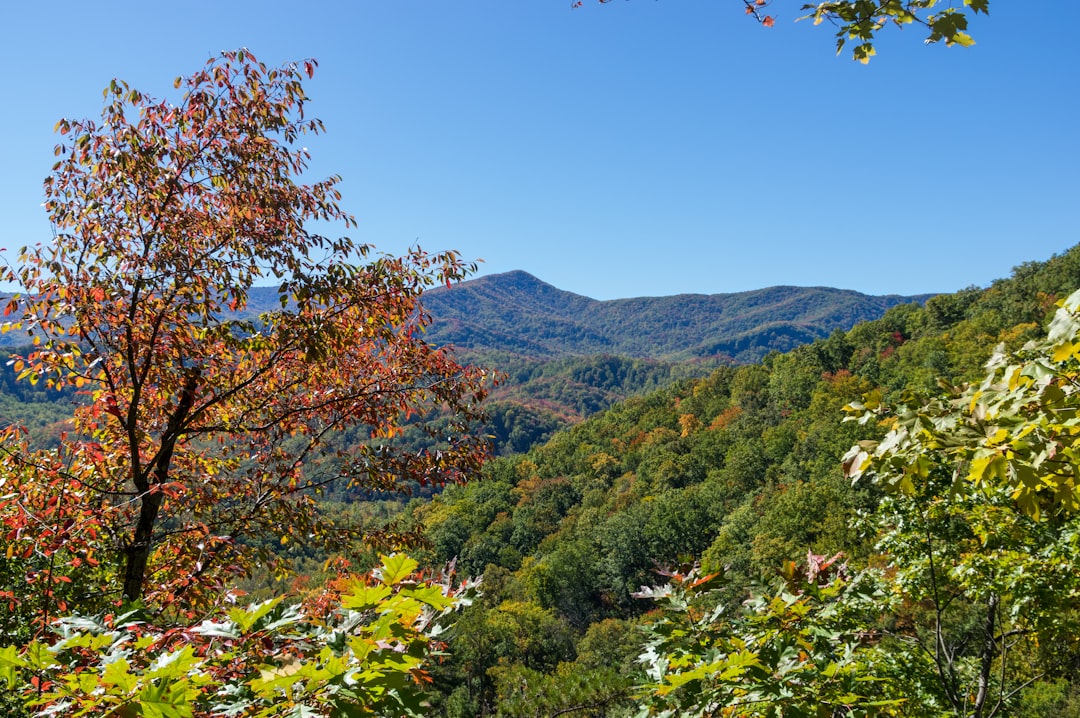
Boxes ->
[632,559,903,716]
[844,288,1080,518]
[1,554,479,718]
[802,0,989,62]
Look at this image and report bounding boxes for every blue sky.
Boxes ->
[2,1,1077,300]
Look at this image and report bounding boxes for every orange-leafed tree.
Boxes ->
[0,50,490,610]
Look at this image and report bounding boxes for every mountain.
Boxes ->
[419,270,932,363]
[0,273,933,453]
[1,272,929,362]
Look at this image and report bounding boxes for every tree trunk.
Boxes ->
[972,592,1000,718]
[121,369,200,601]
[122,491,165,601]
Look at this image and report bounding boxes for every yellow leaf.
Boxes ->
[951,32,975,48]
[1052,341,1076,363]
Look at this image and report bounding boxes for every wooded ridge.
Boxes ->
[419,269,933,362]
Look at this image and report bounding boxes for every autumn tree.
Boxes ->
[0,50,491,610]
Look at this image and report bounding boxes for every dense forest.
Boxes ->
[1,271,923,458]
[375,246,1080,716]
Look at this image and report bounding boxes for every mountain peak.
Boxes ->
[453,270,587,298]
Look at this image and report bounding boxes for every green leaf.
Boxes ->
[0,645,27,689]
[135,679,195,718]
[376,553,418,586]
[402,584,456,611]
[228,596,284,633]
[146,646,201,681]
[102,658,138,693]
[191,619,239,639]
[285,706,322,718]
[951,31,976,48]
[341,583,393,611]
[852,43,876,64]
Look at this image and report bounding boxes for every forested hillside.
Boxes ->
[406,270,929,453]
[421,269,931,362]
[394,245,1080,716]
[0,355,74,444]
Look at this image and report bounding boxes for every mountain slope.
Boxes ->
[402,244,1080,717]
[420,270,931,362]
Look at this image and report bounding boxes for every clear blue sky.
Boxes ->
[2,1,1077,300]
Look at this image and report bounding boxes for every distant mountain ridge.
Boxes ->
[0,271,930,361]
[0,271,933,453]
[419,270,933,363]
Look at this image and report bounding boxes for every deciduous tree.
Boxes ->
[841,289,1080,716]
[633,558,904,716]
[0,49,491,611]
